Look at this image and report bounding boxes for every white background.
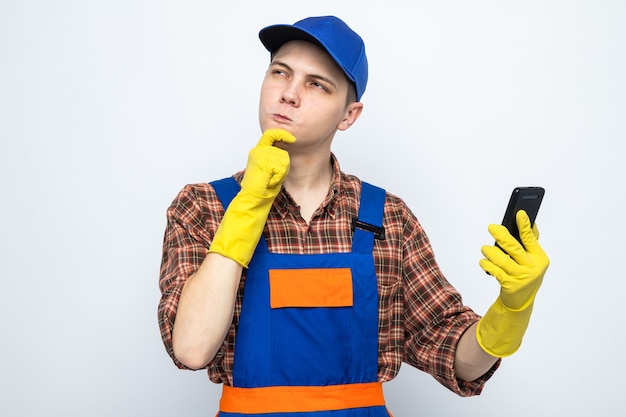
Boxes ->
[1,1,625,416]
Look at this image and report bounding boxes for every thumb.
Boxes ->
[517,210,538,250]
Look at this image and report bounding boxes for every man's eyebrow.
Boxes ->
[270,60,339,90]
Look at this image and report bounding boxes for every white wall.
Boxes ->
[1,1,624,416]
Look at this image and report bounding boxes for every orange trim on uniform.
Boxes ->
[269,268,353,308]
[219,382,385,414]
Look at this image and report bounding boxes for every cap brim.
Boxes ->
[259,24,324,54]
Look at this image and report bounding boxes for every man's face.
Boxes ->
[258,40,361,152]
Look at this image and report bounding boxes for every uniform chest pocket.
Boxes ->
[269,268,354,308]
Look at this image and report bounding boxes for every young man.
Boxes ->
[158,16,549,416]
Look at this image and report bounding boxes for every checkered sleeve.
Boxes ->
[398,202,500,396]
[157,183,224,369]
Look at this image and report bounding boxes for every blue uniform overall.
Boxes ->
[211,177,391,417]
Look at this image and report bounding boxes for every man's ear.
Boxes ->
[337,102,364,131]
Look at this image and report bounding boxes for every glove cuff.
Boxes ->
[476,296,534,358]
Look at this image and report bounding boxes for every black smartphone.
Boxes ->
[500,186,545,245]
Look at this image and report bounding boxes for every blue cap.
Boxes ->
[259,16,368,101]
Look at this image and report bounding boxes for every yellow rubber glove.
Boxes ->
[476,210,550,357]
[208,129,296,267]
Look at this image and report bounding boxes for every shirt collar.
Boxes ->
[274,153,343,220]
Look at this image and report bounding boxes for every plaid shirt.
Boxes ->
[158,155,498,397]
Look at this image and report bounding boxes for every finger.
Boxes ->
[266,151,291,188]
[479,257,507,285]
[488,223,527,262]
[481,244,520,276]
[516,211,548,262]
[516,210,537,249]
[257,129,296,146]
[532,222,540,239]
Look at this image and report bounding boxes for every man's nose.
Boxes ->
[280,81,300,106]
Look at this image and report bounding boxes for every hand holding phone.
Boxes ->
[477,187,550,357]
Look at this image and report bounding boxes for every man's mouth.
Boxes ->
[272,113,292,122]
